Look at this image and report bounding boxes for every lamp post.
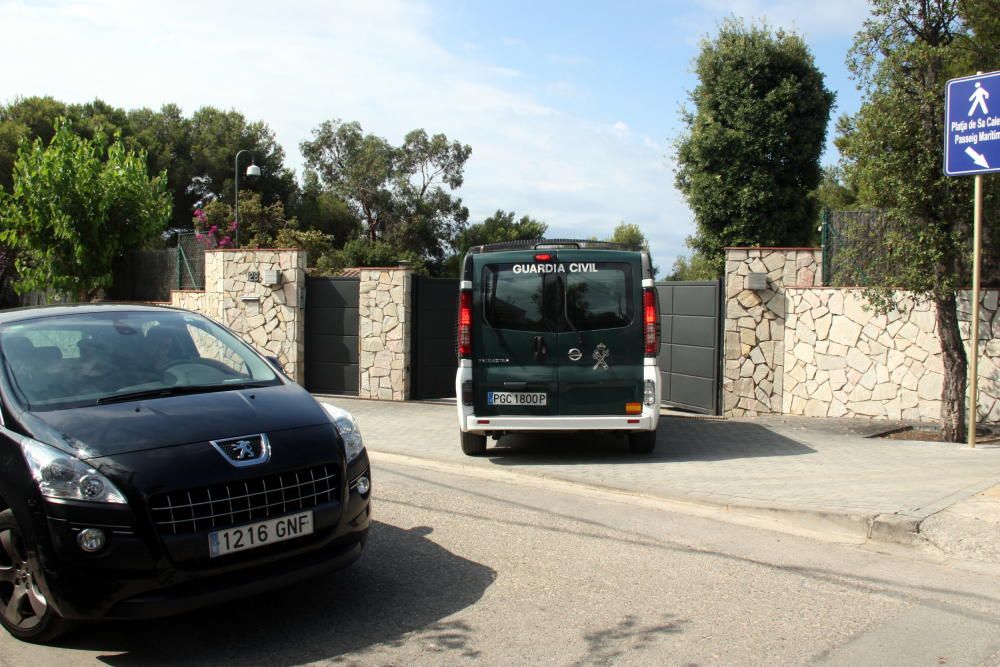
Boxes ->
[234,150,261,247]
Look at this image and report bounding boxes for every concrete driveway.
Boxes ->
[319,396,1000,562]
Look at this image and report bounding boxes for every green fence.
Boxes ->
[110,232,205,302]
[821,209,999,288]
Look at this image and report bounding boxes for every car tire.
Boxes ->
[0,509,73,644]
[627,430,657,454]
[460,431,487,456]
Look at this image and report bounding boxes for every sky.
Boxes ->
[0,0,873,270]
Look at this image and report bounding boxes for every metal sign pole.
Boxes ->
[968,173,983,448]
[944,69,998,448]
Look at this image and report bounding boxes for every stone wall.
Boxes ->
[723,248,823,416]
[783,289,1000,422]
[358,268,411,400]
[170,249,306,383]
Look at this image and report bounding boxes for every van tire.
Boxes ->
[461,431,487,456]
[628,430,656,454]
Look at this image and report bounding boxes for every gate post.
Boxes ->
[358,267,412,400]
[722,247,822,416]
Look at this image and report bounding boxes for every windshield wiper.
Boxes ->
[96,382,270,405]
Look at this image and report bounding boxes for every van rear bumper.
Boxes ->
[462,413,658,433]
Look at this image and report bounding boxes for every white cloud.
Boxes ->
[0,0,691,265]
[689,0,871,38]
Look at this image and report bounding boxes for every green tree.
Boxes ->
[836,0,999,442]
[194,191,296,249]
[0,119,171,300]
[0,97,71,193]
[455,209,547,251]
[675,18,835,274]
[188,107,298,214]
[444,209,547,275]
[300,120,471,269]
[292,170,362,245]
[606,222,659,277]
[126,104,195,230]
[666,250,719,281]
[815,165,859,213]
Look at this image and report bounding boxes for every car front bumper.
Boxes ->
[30,456,372,622]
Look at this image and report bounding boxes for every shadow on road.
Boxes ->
[51,522,496,665]
[487,417,815,466]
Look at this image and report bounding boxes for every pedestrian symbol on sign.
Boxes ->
[945,71,1000,176]
[969,82,990,116]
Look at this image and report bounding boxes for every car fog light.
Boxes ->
[356,476,370,495]
[644,380,656,406]
[77,528,106,553]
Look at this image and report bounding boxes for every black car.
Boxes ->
[0,304,371,643]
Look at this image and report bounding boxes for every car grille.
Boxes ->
[149,464,339,535]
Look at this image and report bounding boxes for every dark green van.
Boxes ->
[455,240,661,455]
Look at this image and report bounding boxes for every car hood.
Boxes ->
[21,383,331,459]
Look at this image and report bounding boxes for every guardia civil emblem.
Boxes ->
[592,343,610,370]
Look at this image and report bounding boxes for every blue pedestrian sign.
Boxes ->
[945,71,1000,176]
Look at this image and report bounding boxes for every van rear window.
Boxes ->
[482,262,633,332]
[566,264,633,329]
[482,266,552,332]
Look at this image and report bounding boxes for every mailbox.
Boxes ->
[746,272,768,290]
[262,269,282,286]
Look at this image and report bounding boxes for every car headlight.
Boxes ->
[20,438,127,504]
[320,403,365,462]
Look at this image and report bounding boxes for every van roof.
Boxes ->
[468,238,641,254]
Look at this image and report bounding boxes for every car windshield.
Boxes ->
[0,310,281,411]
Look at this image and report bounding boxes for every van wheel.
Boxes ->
[628,430,657,454]
[461,431,487,456]
[0,510,73,644]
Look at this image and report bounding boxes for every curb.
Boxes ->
[368,448,934,548]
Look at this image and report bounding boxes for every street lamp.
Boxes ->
[234,150,261,247]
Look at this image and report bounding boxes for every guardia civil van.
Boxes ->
[455,240,661,456]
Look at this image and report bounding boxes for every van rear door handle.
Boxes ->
[533,335,548,362]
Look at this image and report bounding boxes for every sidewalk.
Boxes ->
[319,396,1000,563]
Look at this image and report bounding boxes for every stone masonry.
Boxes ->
[723,248,823,416]
[358,268,411,400]
[170,249,306,383]
[783,289,1000,422]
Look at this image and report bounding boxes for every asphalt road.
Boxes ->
[4,455,1000,666]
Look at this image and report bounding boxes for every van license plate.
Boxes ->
[208,511,313,557]
[488,391,547,406]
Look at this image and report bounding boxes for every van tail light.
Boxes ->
[458,289,473,358]
[643,287,660,357]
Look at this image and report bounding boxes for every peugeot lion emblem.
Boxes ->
[211,434,271,467]
[592,343,610,370]
[232,440,256,460]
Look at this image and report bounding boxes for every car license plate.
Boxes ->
[487,391,547,406]
[208,511,313,557]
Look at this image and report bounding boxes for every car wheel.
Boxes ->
[627,430,657,454]
[460,431,487,456]
[0,510,72,643]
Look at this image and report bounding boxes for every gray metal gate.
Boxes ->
[411,275,459,400]
[305,277,360,395]
[656,280,721,415]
